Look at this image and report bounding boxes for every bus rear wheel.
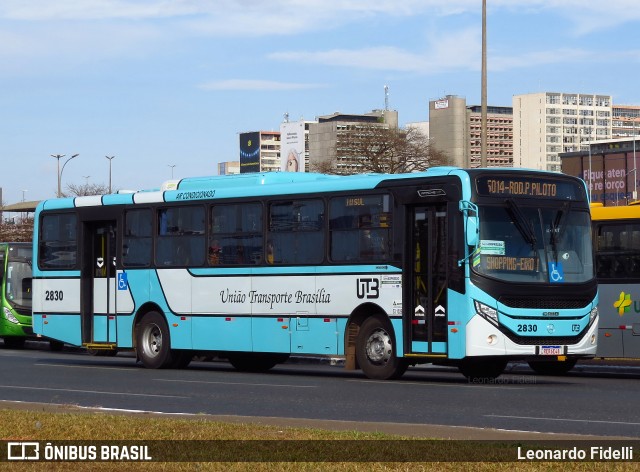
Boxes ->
[528,359,577,376]
[356,316,408,380]
[458,358,507,382]
[137,312,174,369]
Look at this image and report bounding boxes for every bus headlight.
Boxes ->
[589,306,598,325]
[475,301,499,326]
[3,307,19,324]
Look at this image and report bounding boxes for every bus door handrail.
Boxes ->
[458,200,479,267]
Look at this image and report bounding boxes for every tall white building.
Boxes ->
[513,92,612,171]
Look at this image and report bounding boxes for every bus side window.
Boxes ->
[211,203,263,266]
[268,199,324,265]
[155,206,205,267]
[329,194,392,263]
[123,209,152,267]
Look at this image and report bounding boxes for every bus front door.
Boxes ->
[407,205,448,355]
[82,221,118,346]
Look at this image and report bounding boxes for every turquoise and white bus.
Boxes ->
[32,168,598,380]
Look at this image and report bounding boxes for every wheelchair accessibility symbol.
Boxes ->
[117,273,128,290]
[548,262,564,283]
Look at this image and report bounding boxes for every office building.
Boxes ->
[513,92,612,172]
[307,109,398,172]
[428,95,513,168]
[217,161,240,175]
[612,104,640,138]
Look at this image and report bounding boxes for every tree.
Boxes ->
[311,125,452,175]
[64,182,110,197]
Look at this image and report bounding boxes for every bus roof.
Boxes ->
[590,204,640,221]
[35,167,580,211]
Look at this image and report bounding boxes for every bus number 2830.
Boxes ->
[45,290,64,301]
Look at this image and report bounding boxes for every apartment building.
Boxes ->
[239,131,281,173]
[513,92,612,171]
[467,105,513,167]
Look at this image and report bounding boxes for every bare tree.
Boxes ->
[311,125,452,175]
[65,182,110,197]
[0,216,33,242]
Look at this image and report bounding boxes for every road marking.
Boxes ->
[0,385,187,398]
[154,379,316,388]
[486,414,640,426]
[348,379,526,389]
[35,363,134,371]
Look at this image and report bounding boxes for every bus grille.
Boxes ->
[500,327,588,346]
[499,297,590,309]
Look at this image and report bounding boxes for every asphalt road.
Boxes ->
[1,342,639,440]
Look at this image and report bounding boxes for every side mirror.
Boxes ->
[466,215,479,247]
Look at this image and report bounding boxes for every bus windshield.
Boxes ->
[473,202,594,284]
[5,248,33,311]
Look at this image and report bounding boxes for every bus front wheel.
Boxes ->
[356,316,408,380]
[137,312,173,369]
[2,337,26,349]
[49,340,65,351]
[527,359,577,376]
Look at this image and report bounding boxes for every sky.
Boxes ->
[2,0,640,204]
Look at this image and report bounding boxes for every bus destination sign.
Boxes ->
[476,176,582,200]
[483,256,539,272]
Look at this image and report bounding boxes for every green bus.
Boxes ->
[0,242,62,350]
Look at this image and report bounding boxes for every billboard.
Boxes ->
[279,120,305,172]
[239,132,261,174]
[434,99,449,110]
[562,152,639,205]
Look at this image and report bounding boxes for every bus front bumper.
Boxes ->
[465,314,598,358]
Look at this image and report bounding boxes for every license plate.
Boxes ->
[540,345,562,355]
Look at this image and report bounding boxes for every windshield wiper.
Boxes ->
[549,201,572,262]
[505,199,537,248]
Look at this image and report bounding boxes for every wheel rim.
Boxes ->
[365,327,392,365]
[141,323,162,359]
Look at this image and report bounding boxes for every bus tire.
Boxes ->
[356,316,407,380]
[527,359,577,376]
[228,353,289,372]
[136,311,172,369]
[2,337,26,349]
[49,340,65,351]
[458,358,507,382]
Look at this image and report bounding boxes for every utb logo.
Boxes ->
[614,291,632,316]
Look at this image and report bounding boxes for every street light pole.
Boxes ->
[633,121,637,201]
[588,128,592,202]
[52,153,79,197]
[168,164,176,179]
[106,156,115,194]
[480,0,487,168]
